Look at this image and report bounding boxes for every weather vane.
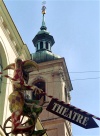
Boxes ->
[42,1,46,14]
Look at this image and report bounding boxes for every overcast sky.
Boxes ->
[4,0,100,136]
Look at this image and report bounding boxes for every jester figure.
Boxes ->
[4,58,46,135]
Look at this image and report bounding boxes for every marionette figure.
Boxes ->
[4,58,46,135]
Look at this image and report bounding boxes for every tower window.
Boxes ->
[32,80,45,101]
[40,42,43,49]
[49,43,51,50]
[65,87,67,102]
[46,42,48,49]
[36,44,38,50]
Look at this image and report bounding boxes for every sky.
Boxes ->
[3,0,100,136]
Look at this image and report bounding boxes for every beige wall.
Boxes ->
[0,2,31,125]
[0,16,17,124]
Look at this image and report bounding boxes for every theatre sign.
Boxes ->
[47,99,99,129]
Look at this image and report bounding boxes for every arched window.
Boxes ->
[40,42,43,49]
[32,80,45,101]
[0,55,2,93]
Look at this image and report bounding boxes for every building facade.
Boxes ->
[0,0,31,126]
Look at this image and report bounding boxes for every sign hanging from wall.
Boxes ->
[46,99,99,129]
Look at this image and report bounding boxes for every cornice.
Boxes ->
[0,0,23,46]
[0,17,19,57]
[0,0,31,59]
[39,58,73,91]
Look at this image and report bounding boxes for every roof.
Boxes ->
[31,50,61,63]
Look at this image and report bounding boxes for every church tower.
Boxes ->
[29,4,73,136]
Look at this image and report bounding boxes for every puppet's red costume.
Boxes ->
[8,59,30,132]
[5,58,39,133]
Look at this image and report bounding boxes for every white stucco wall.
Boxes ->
[0,14,31,125]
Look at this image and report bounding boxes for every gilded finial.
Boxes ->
[42,1,46,14]
[40,1,47,30]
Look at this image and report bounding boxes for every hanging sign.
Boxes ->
[46,99,99,129]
